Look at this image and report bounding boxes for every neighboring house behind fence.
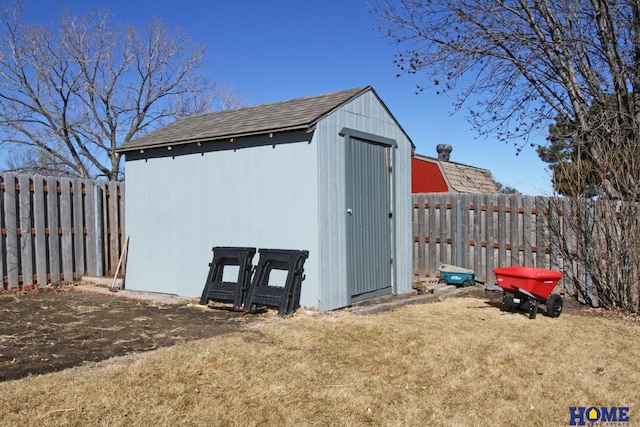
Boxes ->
[411,144,499,194]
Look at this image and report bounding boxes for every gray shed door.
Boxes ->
[345,135,393,302]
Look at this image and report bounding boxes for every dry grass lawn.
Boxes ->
[1,295,639,426]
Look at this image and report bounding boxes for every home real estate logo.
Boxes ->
[569,406,630,426]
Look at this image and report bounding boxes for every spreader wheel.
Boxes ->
[463,280,474,287]
[546,294,563,318]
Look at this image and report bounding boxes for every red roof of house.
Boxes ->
[412,153,499,193]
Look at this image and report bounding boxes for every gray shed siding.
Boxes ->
[316,91,412,310]
[124,133,323,308]
[123,88,412,311]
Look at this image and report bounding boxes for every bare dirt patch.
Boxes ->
[0,286,263,382]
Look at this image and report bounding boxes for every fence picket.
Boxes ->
[46,176,61,284]
[4,173,19,287]
[84,183,97,276]
[485,194,496,282]
[59,178,74,282]
[428,195,437,276]
[508,194,519,265]
[497,195,508,267]
[456,194,473,268]
[107,180,121,276]
[72,178,85,279]
[522,195,533,265]
[472,194,484,281]
[0,174,4,284]
[18,174,33,286]
[535,196,548,268]
[33,176,47,285]
[439,194,449,265]
[415,194,426,276]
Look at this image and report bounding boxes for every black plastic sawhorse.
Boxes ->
[199,247,256,309]
[243,249,309,316]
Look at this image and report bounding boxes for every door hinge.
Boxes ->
[390,258,394,265]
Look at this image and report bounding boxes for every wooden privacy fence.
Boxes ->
[413,193,566,286]
[0,173,124,290]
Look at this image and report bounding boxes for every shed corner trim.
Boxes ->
[339,127,397,148]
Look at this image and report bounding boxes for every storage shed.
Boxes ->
[117,86,413,311]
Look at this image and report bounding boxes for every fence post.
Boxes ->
[33,176,47,286]
[46,176,61,284]
[18,174,33,287]
[94,184,104,277]
[72,178,85,280]
[415,193,426,277]
[4,173,19,288]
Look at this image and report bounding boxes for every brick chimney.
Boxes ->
[436,144,452,161]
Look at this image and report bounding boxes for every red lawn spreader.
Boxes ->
[493,266,564,319]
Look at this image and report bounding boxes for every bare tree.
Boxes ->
[375,0,640,311]
[375,0,640,195]
[0,2,241,180]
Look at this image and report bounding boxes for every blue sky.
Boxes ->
[19,0,553,194]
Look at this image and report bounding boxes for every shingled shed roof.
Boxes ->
[118,86,390,153]
[414,153,499,193]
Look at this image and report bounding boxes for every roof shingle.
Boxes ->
[438,161,499,193]
[118,86,371,152]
